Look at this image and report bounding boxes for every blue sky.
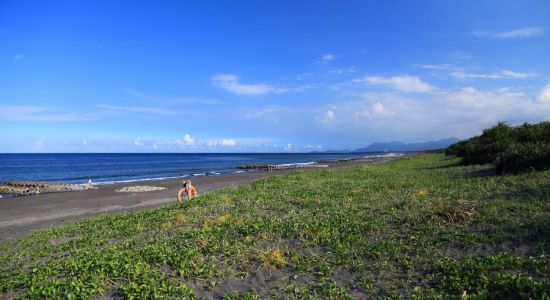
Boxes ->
[1,0,550,152]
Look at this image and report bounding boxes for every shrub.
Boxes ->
[445,139,470,156]
[446,121,550,174]
[458,122,515,165]
[495,143,550,174]
[515,121,550,143]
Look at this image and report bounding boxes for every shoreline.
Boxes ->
[0,154,408,244]
[0,152,404,190]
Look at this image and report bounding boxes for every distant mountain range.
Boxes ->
[354,138,459,152]
[310,138,460,153]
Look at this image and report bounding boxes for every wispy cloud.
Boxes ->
[222,139,236,147]
[124,89,220,104]
[321,54,335,63]
[213,74,288,96]
[0,105,96,122]
[354,75,434,93]
[302,144,323,151]
[97,104,190,115]
[414,64,458,71]
[150,135,273,151]
[244,105,290,123]
[451,70,537,79]
[329,67,356,75]
[14,54,23,62]
[474,27,544,39]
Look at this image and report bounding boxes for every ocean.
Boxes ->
[0,152,396,184]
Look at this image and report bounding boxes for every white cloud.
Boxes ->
[324,110,336,121]
[14,54,23,62]
[302,144,323,150]
[539,82,550,102]
[451,70,537,79]
[354,75,434,93]
[124,89,220,105]
[316,80,550,143]
[244,105,290,123]
[213,74,287,96]
[501,70,537,78]
[371,102,385,114]
[329,67,355,75]
[173,134,195,146]
[316,109,338,124]
[222,139,236,147]
[134,137,144,146]
[97,104,187,115]
[0,105,96,122]
[284,143,293,151]
[207,139,232,147]
[494,27,543,39]
[354,101,391,118]
[414,64,457,71]
[321,54,334,63]
[474,27,544,39]
[451,72,500,79]
[183,134,194,145]
[82,140,88,146]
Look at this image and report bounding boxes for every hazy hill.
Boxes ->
[355,138,459,152]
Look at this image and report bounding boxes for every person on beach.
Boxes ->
[177,180,198,203]
[86,179,93,189]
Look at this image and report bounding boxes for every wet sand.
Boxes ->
[0,155,404,244]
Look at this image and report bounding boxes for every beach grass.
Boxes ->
[0,153,549,298]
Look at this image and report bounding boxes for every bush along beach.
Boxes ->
[0,154,549,298]
[446,121,550,174]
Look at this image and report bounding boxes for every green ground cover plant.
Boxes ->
[0,154,549,298]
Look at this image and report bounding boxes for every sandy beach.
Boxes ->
[0,155,403,244]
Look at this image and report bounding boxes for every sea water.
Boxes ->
[0,152,399,184]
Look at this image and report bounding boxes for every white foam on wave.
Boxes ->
[364,153,405,159]
[275,161,316,167]
[76,154,403,186]
[92,171,216,185]
[93,175,186,186]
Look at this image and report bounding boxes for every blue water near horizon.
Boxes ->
[0,152,395,184]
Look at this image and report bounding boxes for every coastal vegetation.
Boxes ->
[0,154,549,298]
[446,121,550,174]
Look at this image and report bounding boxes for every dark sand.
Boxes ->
[0,155,403,244]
